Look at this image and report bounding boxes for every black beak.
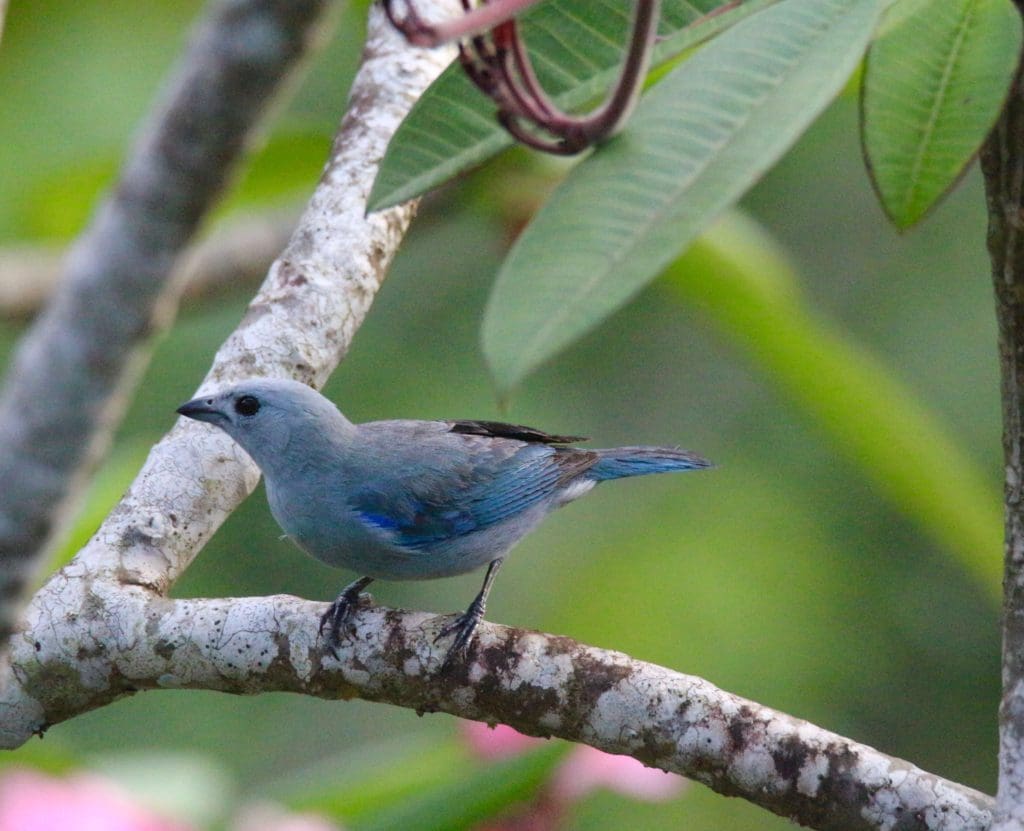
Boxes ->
[176,397,223,423]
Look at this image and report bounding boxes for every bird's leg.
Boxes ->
[437,558,504,666]
[320,576,375,655]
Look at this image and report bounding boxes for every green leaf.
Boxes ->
[353,742,566,831]
[279,732,567,831]
[279,734,472,821]
[861,0,1022,229]
[482,0,884,394]
[667,210,1000,597]
[366,0,781,212]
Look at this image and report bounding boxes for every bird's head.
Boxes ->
[176,378,352,471]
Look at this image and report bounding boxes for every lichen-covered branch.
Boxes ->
[0,0,337,645]
[0,583,993,830]
[0,210,298,319]
[982,29,1024,831]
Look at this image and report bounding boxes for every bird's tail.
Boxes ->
[589,446,712,482]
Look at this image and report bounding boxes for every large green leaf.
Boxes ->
[861,0,1022,228]
[366,0,780,212]
[482,0,884,394]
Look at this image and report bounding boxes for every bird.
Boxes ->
[176,378,711,665]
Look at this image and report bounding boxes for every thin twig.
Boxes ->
[0,210,299,319]
[391,0,660,153]
[386,0,542,47]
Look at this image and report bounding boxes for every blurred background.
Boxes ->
[0,0,1002,829]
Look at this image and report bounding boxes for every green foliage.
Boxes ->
[21,132,329,242]
[861,0,1022,228]
[22,157,116,241]
[0,740,80,776]
[350,742,565,831]
[366,0,779,212]
[372,0,1022,397]
[667,210,1001,594]
[481,0,884,394]
[280,733,567,831]
[92,751,236,828]
[46,442,152,575]
[279,733,473,820]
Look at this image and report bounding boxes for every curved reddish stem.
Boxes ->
[389,0,665,154]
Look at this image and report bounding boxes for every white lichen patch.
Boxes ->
[796,753,828,797]
[132,512,170,542]
[508,636,573,692]
[677,718,730,759]
[730,746,780,791]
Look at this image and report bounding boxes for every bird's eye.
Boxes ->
[234,395,260,417]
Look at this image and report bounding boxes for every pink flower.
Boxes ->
[461,721,546,760]
[459,720,687,804]
[551,746,687,803]
[0,768,193,831]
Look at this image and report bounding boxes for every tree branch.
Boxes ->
[982,28,1024,831]
[0,0,335,645]
[0,210,298,319]
[0,586,994,830]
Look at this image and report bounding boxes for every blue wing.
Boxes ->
[349,438,594,550]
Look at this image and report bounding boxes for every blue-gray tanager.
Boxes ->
[177,378,710,663]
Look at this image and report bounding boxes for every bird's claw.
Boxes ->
[436,608,483,668]
[319,598,355,658]
[320,577,375,658]
[434,559,501,669]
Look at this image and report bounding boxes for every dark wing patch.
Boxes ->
[552,447,601,485]
[447,419,587,445]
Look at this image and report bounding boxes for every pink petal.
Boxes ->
[551,746,687,804]
[461,721,545,760]
[0,769,193,831]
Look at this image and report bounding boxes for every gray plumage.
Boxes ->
[177,378,710,663]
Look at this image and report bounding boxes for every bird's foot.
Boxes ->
[435,558,503,669]
[435,601,485,669]
[319,576,374,657]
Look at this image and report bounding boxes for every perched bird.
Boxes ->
[177,378,710,664]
